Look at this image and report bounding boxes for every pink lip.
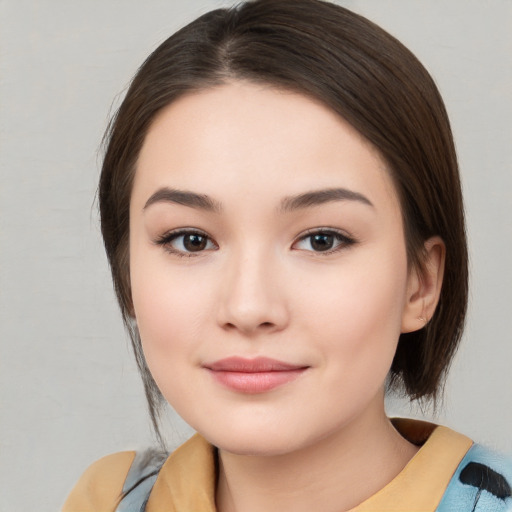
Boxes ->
[204,357,308,393]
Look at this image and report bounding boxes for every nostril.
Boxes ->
[222,320,277,334]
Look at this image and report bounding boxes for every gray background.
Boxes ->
[1,1,511,511]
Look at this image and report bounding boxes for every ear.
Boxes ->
[401,236,446,333]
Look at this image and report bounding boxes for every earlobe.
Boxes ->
[401,236,446,333]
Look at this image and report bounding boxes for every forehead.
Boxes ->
[132,81,400,217]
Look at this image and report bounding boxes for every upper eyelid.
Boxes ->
[154,227,355,248]
[154,229,218,258]
[292,228,356,251]
[154,228,218,248]
[156,227,212,241]
[156,226,349,238]
[295,227,353,240]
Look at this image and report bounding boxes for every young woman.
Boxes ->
[63,0,512,510]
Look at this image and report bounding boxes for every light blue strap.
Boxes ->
[436,444,512,511]
[116,449,168,512]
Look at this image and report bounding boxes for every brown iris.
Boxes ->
[183,234,208,252]
[310,233,335,251]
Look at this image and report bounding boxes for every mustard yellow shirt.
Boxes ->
[62,419,473,512]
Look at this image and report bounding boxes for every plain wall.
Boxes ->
[1,1,511,510]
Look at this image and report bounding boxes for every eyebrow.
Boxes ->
[143,186,373,213]
[144,188,223,213]
[279,187,374,213]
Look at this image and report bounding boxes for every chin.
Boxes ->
[214,436,302,457]
[198,421,318,457]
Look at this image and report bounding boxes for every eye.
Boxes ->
[155,229,217,256]
[293,229,355,253]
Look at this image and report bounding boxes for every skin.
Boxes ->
[129,81,445,512]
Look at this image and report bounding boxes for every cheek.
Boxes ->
[295,248,408,370]
[132,268,210,355]
[130,269,212,417]
[128,236,214,371]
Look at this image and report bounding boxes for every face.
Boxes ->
[130,81,414,456]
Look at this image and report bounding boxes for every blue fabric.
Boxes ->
[116,449,167,512]
[436,444,512,511]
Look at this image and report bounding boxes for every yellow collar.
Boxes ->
[146,419,472,512]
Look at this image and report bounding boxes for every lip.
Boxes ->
[204,357,309,393]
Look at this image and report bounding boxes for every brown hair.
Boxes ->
[99,0,467,440]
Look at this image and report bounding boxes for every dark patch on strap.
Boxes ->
[459,462,512,500]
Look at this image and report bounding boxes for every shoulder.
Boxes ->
[437,443,512,512]
[62,451,136,512]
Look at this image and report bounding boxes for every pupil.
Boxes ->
[184,234,207,251]
[312,234,333,251]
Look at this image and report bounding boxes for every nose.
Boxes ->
[216,248,289,336]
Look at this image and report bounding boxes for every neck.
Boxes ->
[216,404,418,512]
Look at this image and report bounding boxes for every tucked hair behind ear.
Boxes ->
[99,0,468,442]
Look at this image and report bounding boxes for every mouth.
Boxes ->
[203,356,309,393]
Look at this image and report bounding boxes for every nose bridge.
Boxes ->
[218,241,288,335]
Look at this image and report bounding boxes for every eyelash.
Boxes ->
[294,228,356,255]
[154,229,217,258]
[154,228,356,258]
